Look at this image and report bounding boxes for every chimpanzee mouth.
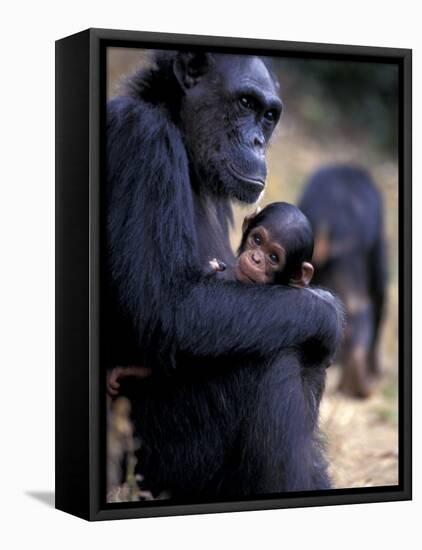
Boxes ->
[228,165,265,188]
[235,262,263,284]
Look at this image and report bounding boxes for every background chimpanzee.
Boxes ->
[299,165,387,398]
[209,202,315,287]
[105,51,343,498]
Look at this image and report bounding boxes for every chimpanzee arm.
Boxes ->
[175,281,343,362]
[107,97,342,367]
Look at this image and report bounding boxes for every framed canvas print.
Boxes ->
[55,28,412,521]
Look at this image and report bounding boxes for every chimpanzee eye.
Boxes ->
[269,252,279,264]
[253,233,262,245]
[239,95,257,111]
[264,109,277,122]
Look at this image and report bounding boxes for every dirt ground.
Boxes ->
[321,364,398,489]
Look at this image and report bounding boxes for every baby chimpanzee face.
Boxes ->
[235,225,286,284]
[234,203,315,287]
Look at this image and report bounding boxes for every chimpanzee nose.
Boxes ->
[254,135,265,149]
[252,251,262,264]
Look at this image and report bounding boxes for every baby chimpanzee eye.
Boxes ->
[269,252,279,264]
[253,233,262,245]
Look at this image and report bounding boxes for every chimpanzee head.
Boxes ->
[236,202,315,286]
[172,52,282,203]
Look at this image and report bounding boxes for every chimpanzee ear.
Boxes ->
[242,207,262,234]
[173,52,210,91]
[291,262,314,288]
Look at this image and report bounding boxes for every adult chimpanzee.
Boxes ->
[105,51,343,498]
[299,165,387,398]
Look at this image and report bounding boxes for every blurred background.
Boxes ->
[107,48,399,496]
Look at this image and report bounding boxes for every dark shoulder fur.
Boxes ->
[124,52,183,121]
[106,94,200,364]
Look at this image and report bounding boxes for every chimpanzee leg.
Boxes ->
[339,344,371,398]
[223,352,330,495]
[368,237,387,378]
[368,294,385,378]
[127,365,246,499]
[338,304,374,398]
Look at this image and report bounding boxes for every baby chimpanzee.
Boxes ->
[209,202,315,287]
[108,202,316,396]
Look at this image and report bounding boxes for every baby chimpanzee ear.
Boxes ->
[290,262,314,288]
[242,207,262,234]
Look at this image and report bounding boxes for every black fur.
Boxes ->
[299,165,387,397]
[105,52,343,498]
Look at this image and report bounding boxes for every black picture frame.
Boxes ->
[55,28,412,521]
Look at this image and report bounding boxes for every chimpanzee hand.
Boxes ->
[209,258,227,272]
[107,365,152,397]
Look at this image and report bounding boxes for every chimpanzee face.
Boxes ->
[174,53,282,203]
[235,225,286,284]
